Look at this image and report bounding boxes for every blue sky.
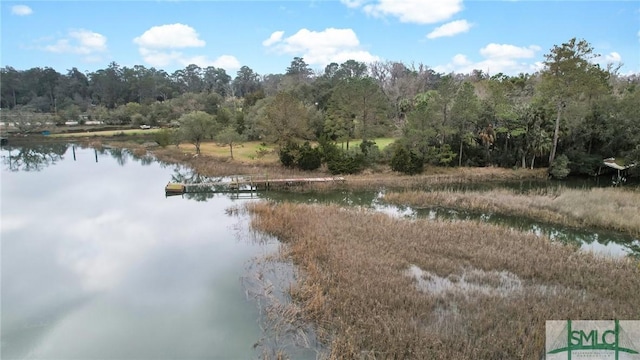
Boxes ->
[2,0,639,77]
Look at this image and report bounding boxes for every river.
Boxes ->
[1,144,275,359]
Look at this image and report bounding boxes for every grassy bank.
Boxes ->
[50,128,162,137]
[247,202,640,359]
[82,141,541,189]
[384,187,640,237]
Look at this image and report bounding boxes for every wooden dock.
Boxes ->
[165,175,345,195]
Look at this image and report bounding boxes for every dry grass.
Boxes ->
[246,202,640,359]
[343,166,548,191]
[384,187,640,237]
[178,141,280,163]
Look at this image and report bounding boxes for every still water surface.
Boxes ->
[2,143,638,359]
[1,144,272,359]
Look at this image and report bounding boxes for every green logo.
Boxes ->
[547,320,640,360]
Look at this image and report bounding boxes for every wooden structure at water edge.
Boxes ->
[165,174,345,196]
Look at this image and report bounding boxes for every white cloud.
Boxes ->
[133,23,239,71]
[590,51,623,70]
[452,54,471,66]
[479,43,540,59]
[138,48,184,67]
[434,43,542,75]
[263,28,380,68]
[138,48,241,71]
[43,29,107,62]
[262,31,285,47]
[426,19,471,39]
[340,0,368,8]
[181,54,241,70]
[69,30,108,53]
[11,5,32,16]
[604,52,622,63]
[211,55,241,70]
[133,23,205,49]
[361,0,463,24]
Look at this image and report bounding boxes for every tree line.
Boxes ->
[1,38,638,177]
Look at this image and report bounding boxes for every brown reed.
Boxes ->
[384,187,640,237]
[246,201,640,359]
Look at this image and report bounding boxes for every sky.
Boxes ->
[1,0,639,77]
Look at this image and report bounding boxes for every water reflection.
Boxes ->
[1,143,68,171]
[168,167,220,202]
[1,145,270,359]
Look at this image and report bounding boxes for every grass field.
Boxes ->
[178,137,398,163]
[186,141,279,161]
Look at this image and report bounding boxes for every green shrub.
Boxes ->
[327,150,366,174]
[424,144,456,166]
[566,150,601,176]
[317,135,341,163]
[390,144,424,175]
[359,140,382,166]
[297,142,322,171]
[549,154,571,179]
[279,141,299,168]
[278,141,322,171]
[255,144,271,158]
[154,129,173,147]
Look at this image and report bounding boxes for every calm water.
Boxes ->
[261,189,640,259]
[2,143,638,359]
[1,144,275,359]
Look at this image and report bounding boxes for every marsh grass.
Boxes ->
[246,202,640,359]
[384,187,640,237]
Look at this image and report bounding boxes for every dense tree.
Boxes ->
[261,91,311,146]
[0,66,22,109]
[326,77,390,144]
[233,66,261,98]
[403,90,440,158]
[285,57,313,81]
[539,38,610,164]
[434,74,460,144]
[370,61,440,129]
[58,67,90,110]
[450,82,480,166]
[89,62,124,108]
[203,66,231,97]
[336,60,368,79]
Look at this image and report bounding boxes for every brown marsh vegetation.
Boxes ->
[384,187,640,237]
[246,202,640,359]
